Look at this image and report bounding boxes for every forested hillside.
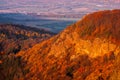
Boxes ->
[0,10,120,80]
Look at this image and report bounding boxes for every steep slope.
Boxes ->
[14,10,120,79]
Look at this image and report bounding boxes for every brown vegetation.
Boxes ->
[0,24,55,54]
[0,9,120,80]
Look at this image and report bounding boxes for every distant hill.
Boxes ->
[0,9,120,80]
[0,24,55,54]
[0,13,76,33]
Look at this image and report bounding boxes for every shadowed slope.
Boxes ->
[0,24,55,54]
[0,24,55,80]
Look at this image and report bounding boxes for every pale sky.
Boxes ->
[0,0,120,14]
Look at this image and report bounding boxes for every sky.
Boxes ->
[0,0,120,15]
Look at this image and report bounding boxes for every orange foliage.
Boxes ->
[0,10,120,80]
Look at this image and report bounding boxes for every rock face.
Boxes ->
[1,10,120,80]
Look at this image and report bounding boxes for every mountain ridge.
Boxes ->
[0,24,55,54]
[0,9,120,80]
[17,9,120,80]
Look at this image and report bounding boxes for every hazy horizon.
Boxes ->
[0,0,120,15]
[0,0,120,33]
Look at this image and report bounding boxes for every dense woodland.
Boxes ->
[0,10,120,80]
[0,24,55,54]
[0,24,55,80]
